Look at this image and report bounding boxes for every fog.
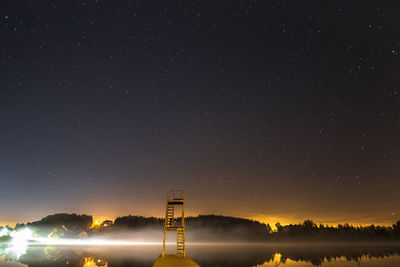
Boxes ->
[90,225,268,244]
[2,242,400,267]
[3,226,400,266]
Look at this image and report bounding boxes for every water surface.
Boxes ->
[1,243,399,266]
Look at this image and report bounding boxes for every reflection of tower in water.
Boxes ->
[153,190,200,267]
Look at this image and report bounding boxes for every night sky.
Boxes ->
[1,1,399,227]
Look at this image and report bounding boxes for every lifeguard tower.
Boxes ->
[163,190,185,257]
[153,190,199,267]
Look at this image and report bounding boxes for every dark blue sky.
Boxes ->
[0,0,399,226]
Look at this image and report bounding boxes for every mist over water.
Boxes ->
[2,227,400,266]
[92,225,268,243]
[2,241,400,266]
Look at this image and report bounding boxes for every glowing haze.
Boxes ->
[1,1,399,227]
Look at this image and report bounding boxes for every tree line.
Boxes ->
[271,219,400,241]
[2,214,400,242]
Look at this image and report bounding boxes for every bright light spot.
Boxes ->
[84,257,106,267]
[91,220,101,228]
[0,228,9,237]
[7,228,34,259]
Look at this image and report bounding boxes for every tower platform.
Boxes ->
[153,255,200,267]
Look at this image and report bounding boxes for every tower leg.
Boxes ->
[162,228,166,257]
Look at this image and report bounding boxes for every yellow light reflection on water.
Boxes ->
[256,254,400,267]
[83,257,108,267]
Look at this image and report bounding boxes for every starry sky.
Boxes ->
[1,1,399,227]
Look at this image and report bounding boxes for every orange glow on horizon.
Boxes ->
[249,215,395,230]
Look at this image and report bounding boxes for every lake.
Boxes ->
[1,243,399,266]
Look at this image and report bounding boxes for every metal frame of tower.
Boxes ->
[162,190,185,257]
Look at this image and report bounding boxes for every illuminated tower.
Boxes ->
[162,190,185,257]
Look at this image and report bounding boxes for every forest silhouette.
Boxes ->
[2,214,400,242]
